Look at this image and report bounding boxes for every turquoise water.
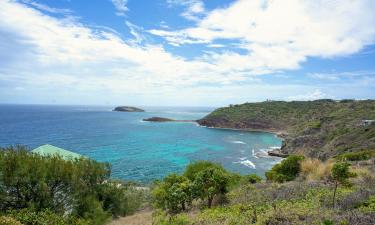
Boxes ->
[0,105,282,183]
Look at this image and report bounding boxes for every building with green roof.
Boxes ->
[32,144,83,160]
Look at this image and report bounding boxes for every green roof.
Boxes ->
[32,144,83,160]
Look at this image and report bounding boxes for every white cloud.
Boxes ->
[309,70,375,80]
[0,0,253,103]
[286,89,331,101]
[152,0,375,73]
[0,0,374,105]
[111,0,128,16]
[20,0,72,14]
[167,0,205,21]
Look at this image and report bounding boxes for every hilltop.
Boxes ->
[198,99,375,159]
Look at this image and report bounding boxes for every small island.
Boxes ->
[113,106,145,112]
[143,117,195,122]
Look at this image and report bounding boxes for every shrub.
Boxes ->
[0,146,146,224]
[336,150,374,161]
[331,162,351,208]
[359,195,375,213]
[266,155,305,183]
[242,174,262,184]
[193,167,229,208]
[98,181,146,218]
[152,174,193,213]
[300,158,333,181]
[6,209,88,225]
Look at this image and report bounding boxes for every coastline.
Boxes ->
[197,124,288,158]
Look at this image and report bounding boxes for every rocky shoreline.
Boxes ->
[197,123,288,158]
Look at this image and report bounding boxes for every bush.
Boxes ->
[331,162,352,208]
[336,150,374,161]
[0,146,146,224]
[266,155,305,183]
[193,167,229,208]
[359,195,375,213]
[242,174,262,184]
[6,209,88,225]
[98,181,146,218]
[152,174,193,213]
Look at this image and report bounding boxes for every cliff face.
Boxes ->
[197,100,375,159]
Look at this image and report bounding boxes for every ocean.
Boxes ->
[0,104,282,183]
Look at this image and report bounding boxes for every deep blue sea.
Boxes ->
[0,104,282,183]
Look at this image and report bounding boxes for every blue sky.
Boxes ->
[0,0,374,106]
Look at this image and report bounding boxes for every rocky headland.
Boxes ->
[197,99,375,159]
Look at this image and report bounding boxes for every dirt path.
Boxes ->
[108,210,152,225]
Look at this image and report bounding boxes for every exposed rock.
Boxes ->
[268,150,289,158]
[113,106,144,112]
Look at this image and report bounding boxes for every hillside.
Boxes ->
[198,99,375,159]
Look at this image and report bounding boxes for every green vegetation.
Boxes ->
[242,174,262,184]
[152,156,375,224]
[152,162,230,212]
[1,144,374,224]
[336,150,374,161]
[152,174,193,213]
[265,155,304,182]
[193,167,229,208]
[198,99,375,159]
[331,162,351,209]
[0,146,148,225]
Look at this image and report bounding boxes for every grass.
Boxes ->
[300,158,333,181]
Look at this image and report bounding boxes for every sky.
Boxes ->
[0,0,374,106]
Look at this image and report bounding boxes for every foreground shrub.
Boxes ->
[300,158,333,181]
[331,162,351,209]
[242,174,262,184]
[6,209,88,225]
[193,167,229,208]
[0,146,146,224]
[152,174,193,213]
[266,155,305,182]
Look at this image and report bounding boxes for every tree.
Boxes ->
[192,167,229,208]
[331,162,351,209]
[0,145,145,224]
[152,174,192,213]
[265,155,304,183]
[184,161,222,181]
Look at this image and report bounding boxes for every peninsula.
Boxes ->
[197,99,375,159]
